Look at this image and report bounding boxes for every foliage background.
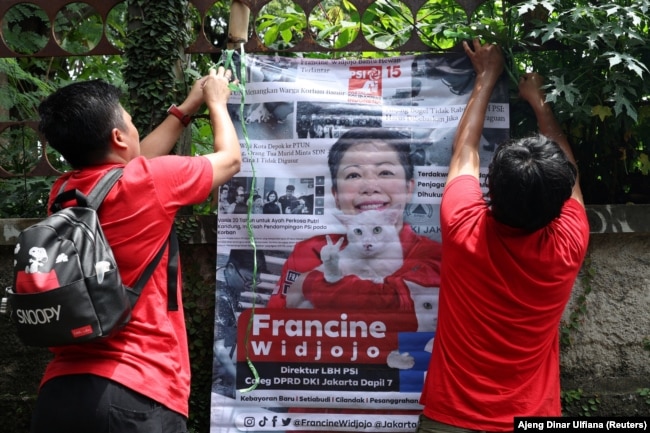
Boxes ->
[2,0,650,216]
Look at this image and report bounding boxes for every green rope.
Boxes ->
[216,46,260,393]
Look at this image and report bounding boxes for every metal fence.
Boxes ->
[0,0,496,57]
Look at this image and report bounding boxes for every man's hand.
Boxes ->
[518,72,546,108]
[517,72,584,205]
[201,65,242,189]
[174,67,234,119]
[180,74,209,116]
[447,39,504,181]
[462,39,504,84]
[202,66,236,110]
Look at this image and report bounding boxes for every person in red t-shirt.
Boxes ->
[417,40,589,433]
[30,67,241,433]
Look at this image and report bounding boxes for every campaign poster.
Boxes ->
[210,53,510,432]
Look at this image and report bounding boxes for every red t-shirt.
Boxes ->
[41,155,213,417]
[420,175,590,431]
[267,224,442,332]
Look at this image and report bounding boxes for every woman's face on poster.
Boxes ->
[332,140,414,222]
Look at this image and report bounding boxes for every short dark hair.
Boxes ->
[328,127,414,191]
[266,190,278,201]
[487,134,577,232]
[38,79,125,169]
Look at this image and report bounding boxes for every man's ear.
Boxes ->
[111,127,128,150]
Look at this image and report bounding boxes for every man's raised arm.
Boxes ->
[518,72,584,206]
[447,40,504,182]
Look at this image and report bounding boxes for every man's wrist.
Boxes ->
[167,104,192,127]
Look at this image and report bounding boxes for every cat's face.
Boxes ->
[336,209,401,256]
[333,141,414,229]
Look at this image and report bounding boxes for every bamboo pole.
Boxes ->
[227,0,250,48]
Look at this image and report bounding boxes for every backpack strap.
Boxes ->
[166,226,180,311]
[50,167,123,213]
[127,227,179,311]
[128,231,167,303]
[86,167,124,210]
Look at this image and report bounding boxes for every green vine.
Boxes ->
[180,244,217,433]
[122,0,192,136]
[561,388,601,417]
[560,254,594,348]
[174,216,200,244]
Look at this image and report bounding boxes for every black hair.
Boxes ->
[266,190,278,202]
[38,79,125,169]
[327,127,414,191]
[487,134,577,232]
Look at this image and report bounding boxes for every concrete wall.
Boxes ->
[0,208,649,429]
[560,205,650,415]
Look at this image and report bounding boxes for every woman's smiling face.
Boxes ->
[332,140,414,227]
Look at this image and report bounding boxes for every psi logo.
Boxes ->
[348,66,382,103]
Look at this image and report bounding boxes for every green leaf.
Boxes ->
[606,52,623,68]
[638,154,650,175]
[592,105,613,122]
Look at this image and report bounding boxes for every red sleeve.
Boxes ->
[440,175,485,239]
[146,155,213,210]
[551,198,590,265]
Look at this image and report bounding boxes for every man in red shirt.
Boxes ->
[30,67,241,433]
[417,40,589,432]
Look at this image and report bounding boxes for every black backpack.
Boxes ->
[2,167,178,346]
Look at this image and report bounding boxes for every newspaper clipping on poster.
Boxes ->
[210,53,510,432]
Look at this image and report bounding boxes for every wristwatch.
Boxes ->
[167,104,192,127]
